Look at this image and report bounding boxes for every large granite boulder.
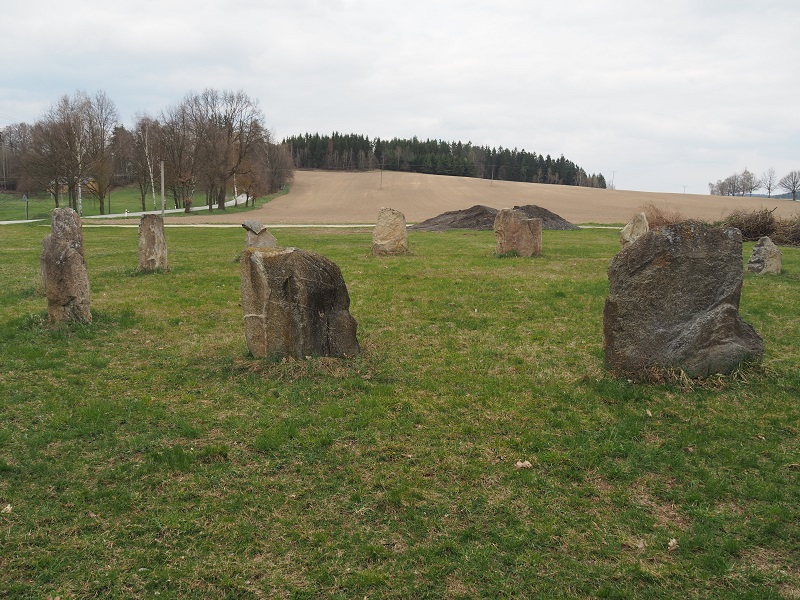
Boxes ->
[242,220,277,249]
[620,212,649,248]
[746,236,782,275]
[372,207,409,256]
[41,207,91,323]
[138,214,169,272]
[604,222,763,377]
[494,208,542,257]
[240,247,360,359]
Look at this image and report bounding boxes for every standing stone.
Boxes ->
[494,208,542,257]
[620,212,649,248]
[137,214,169,272]
[242,220,277,249]
[40,207,91,323]
[604,222,763,377]
[746,236,782,275]
[372,207,409,256]
[240,247,360,359]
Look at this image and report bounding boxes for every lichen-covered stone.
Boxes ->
[620,212,649,248]
[137,214,169,271]
[241,247,360,359]
[604,222,763,377]
[242,220,277,249]
[372,207,409,256]
[494,209,542,257]
[746,236,782,275]
[41,207,91,323]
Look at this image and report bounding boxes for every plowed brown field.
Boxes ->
[164,170,799,226]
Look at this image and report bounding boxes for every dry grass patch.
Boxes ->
[629,477,691,531]
[639,201,687,228]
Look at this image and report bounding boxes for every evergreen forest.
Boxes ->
[283,132,606,188]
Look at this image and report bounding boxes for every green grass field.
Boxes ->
[0,224,798,598]
[0,186,286,221]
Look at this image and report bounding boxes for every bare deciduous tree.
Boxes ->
[779,170,800,201]
[236,128,294,206]
[185,89,265,210]
[1,123,33,192]
[132,114,160,211]
[761,168,777,197]
[84,90,120,214]
[14,87,293,217]
[160,102,196,210]
[23,91,120,214]
[739,168,759,196]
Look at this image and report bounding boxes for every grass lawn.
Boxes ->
[0,185,287,221]
[0,224,798,598]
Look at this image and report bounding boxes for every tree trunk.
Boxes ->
[216,186,226,210]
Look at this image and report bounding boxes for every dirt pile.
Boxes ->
[409,205,497,231]
[409,204,578,231]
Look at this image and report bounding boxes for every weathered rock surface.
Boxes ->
[242,220,277,249]
[620,212,649,248]
[41,207,91,323]
[372,207,409,255]
[604,222,763,377]
[240,247,360,359]
[746,236,782,275]
[138,214,169,271]
[494,209,542,257]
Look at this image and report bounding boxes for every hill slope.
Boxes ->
[166,170,800,226]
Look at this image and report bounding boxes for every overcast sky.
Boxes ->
[2,0,798,194]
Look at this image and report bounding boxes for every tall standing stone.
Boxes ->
[494,208,542,257]
[620,212,649,248]
[138,214,169,272]
[240,247,360,359]
[242,220,277,249]
[604,222,763,377]
[746,236,782,275]
[40,207,91,323]
[372,207,409,256]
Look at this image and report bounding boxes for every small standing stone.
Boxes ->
[604,222,763,377]
[494,208,542,257]
[40,207,91,323]
[746,236,782,275]
[242,220,277,249]
[138,214,169,272]
[240,247,360,359]
[372,207,409,256]
[620,212,649,248]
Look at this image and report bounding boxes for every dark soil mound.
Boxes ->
[409,204,578,231]
[511,205,580,230]
[409,205,498,231]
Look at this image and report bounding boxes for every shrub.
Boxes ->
[773,214,800,247]
[725,208,777,241]
[640,202,686,228]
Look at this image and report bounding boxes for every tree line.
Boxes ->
[0,89,294,214]
[283,132,607,188]
[709,167,800,201]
